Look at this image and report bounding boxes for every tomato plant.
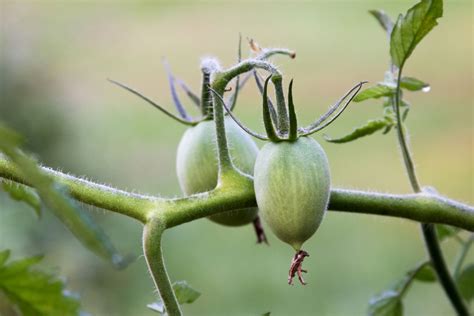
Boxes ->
[0,0,473,315]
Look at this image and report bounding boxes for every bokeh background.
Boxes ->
[0,1,472,315]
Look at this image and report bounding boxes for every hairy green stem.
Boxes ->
[1,157,473,231]
[143,218,181,316]
[0,157,154,223]
[394,66,469,315]
[210,59,280,176]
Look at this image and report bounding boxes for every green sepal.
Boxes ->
[262,76,281,142]
[287,79,298,141]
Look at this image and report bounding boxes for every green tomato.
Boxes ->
[254,136,330,250]
[176,117,259,226]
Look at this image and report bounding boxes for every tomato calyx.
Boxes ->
[288,250,310,285]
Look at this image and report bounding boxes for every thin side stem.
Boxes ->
[393,66,469,315]
[143,218,181,316]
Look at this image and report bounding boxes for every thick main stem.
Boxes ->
[1,158,474,231]
[393,67,469,315]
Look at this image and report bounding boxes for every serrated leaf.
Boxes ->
[436,225,460,241]
[456,264,474,302]
[413,264,436,282]
[354,85,394,102]
[0,250,80,316]
[2,180,42,218]
[0,123,128,269]
[148,281,201,314]
[390,0,443,68]
[368,291,403,316]
[400,77,430,91]
[324,118,391,144]
[369,10,394,35]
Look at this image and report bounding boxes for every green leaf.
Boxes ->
[368,291,403,316]
[456,264,474,302]
[369,10,394,35]
[354,85,394,102]
[413,264,436,282]
[436,224,460,241]
[261,313,271,316]
[400,77,430,92]
[324,118,391,144]
[0,250,10,266]
[0,123,129,269]
[173,281,201,305]
[0,250,81,316]
[148,281,201,314]
[1,180,42,218]
[390,0,443,68]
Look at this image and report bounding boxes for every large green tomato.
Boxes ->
[176,117,259,226]
[254,136,330,250]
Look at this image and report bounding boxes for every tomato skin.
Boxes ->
[176,117,259,226]
[254,137,330,250]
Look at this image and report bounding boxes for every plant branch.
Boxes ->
[143,218,181,316]
[393,65,469,315]
[1,157,473,231]
[0,157,155,223]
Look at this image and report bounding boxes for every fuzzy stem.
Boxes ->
[393,66,469,316]
[210,59,281,177]
[271,74,289,134]
[143,218,181,316]
[1,158,473,231]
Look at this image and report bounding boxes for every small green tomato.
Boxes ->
[254,136,330,251]
[223,75,364,284]
[176,117,259,226]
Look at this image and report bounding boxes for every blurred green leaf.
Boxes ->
[390,0,443,68]
[368,291,403,316]
[0,123,129,269]
[173,281,201,305]
[413,264,436,282]
[400,77,430,92]
[369,10,394,35]
[261,313,271,316]
[0,249,81,316]
[436,225,460,241]
[1,180,42,218]
[148,281,201,314]
[324,118,391,143]
[354,85,394,102]
[456,264,474,302]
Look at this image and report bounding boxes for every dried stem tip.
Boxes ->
[288,250,310,285]
[252,216,269,245]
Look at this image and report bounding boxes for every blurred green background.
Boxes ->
[0,1,472,315]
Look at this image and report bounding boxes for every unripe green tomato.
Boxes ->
[176,117,259,226]
[254,136,330,251]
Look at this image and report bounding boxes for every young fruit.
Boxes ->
[223,75,364,284]
[176,117,259,226]
[254,136,330,251]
